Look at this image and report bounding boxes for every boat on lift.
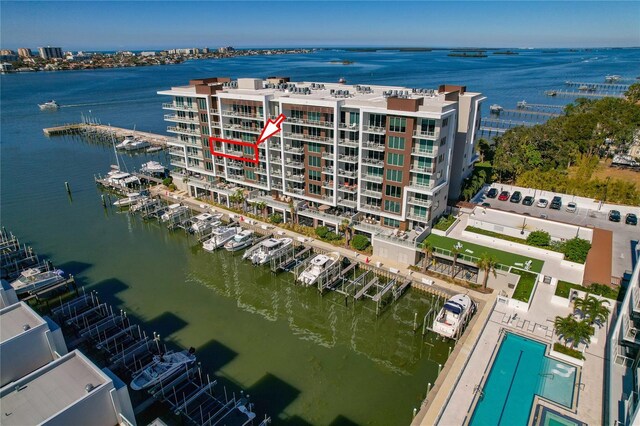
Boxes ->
[297,252,340,286]
[113,192,147,207]
[160,203,188,222]
[243,237,293,265]
[203,226,242,251]
[224,230,254,252]
[432,294,475,339]
[11,267,66,296]
[130,348,196,391]
[189,212,223,233]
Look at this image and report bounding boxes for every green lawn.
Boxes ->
[424,234,545,273]
[511,269,538,303]
[555,280,622,300]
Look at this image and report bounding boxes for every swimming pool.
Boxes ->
[470,333,577,426]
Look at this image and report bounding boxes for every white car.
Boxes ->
[536,199,549,208]
[566,202,577,213]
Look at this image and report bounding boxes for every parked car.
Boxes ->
[609,210,621,222]
[536,199,549,208]
[550,196,562,210]
[498,191,510,201]
[522,196,534,206]
[566,202,577,213]
[486,188,498,199]
[510,191,522,203]
[481,202,491,208]
[626,213,638,226]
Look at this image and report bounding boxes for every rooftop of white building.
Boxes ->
[0,302,45,344]
[0,350,109,426]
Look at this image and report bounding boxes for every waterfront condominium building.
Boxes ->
[18,48,33,58]
[159,77,484,263]
[38,46,63,59]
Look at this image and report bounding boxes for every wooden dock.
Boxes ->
[43,123,170,147]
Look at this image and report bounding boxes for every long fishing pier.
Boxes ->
[43,123,170,147]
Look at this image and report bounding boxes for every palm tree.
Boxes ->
[288,200,297,224]
[451,246,461,278]
[574,295,610,327]
[255,201,268,219]
[554,315,594,348]
[476,253,498,290]
[339,219,353,248]
[420,241,433,273]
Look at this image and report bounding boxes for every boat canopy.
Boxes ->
[444,301,464,315]
[263,239,281,248]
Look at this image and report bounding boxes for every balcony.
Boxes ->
[337,169,357,178]
[222,123,261,134]
[283,132,333,144]
[286,174,305,183]
[227,161,244,170]
[270,157,283,165]
[255,167,267,174]
[408,180,435,192]
[271,167,282,176]
[286,117,333,128]
[167,126,200,136]
[341,199,357,208]
[413,129,438,139]
[362,142,385,152]
[162,102,197,112]
[362,125,386,134]
[361,173,383,183]
[359,203,381,212]
[338,155,358,163]
[410,164,434,174]
[339,139,359,147]
[322,152,335,161]
[412,146,438,157]
[269,142,281,150]
[289,187,306,195]
[170,159,186,167]
[221,110,264,120]
[338,185,358,194]
[408,197,433,208]
[406,212,430,222]
[164,114,199,124]
[322,167,334,175]
[284,145,304,154]
[360,189,382,199]
[322,180,334,189]
[214,158,225,165]
[209,108,219,115]
[338,122,359,131]
[271,183,283,190]
[284,160,305,169]
[362,158,384,167]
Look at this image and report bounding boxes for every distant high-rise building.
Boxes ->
[38,46,63,60]
[17,48,32,58]
[0,50,18,62]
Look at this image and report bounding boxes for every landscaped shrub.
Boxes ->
[526,230,551,247]
[433,215,456,231]
[553,342,585,360]
[162,177,173,186]
[555,280,621,300]
[315,226,330,239]
[167,183,177,191]
[268,213,283,224]
[324,231,340,241]
[350,234,370,251]
[560,238,591,263]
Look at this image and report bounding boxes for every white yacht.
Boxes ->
[243,237,293,265]
[124,139,150,151]
[11,267,66,296]
[113,192,147,207]
[160,204,188,222]
[38,100,59,110]
[489,104,503,114]
[140,161,165,176]
[130,349,196,391]
[115,136,135,150]
[189,213,222,233]
[203,226,242,252]
[106,169,141,188]
[432,294,474,339]
[297,252,340,286]
[224,230,254,252]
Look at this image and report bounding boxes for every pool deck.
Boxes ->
[422,277,609,425]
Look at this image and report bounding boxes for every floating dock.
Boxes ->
[43,123,169,147]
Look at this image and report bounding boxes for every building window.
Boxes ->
[308,143,321,153]
[308,170,321,181]
[175,96,184,106]
[201,126,210,135]
[442,117,449,127]
[205,162,213,171]
[389,117,407,133]
[387,153,404,166]
[309,156,321,167]
[309,183,321,194]
[308,111,320,122]
[419,119,436,134]
[200,113,208,123]
[368,114,386,128]
[439,154,444,162]
[290,110,303,120]
[386,169,403,182]
[415,174,430,186]
[198,98,207,110]
[384,200,401,213]
[387,136,405,150]
[383,217,400,227]
[440,137,447,146]
[368,166,383,177]
[385,185,402,198]
[413,206,428,218]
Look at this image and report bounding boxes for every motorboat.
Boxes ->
[243,237,293,265]
[203,226,242,251]
[605,74,622,83]
[11,267,65,296]
[189,213,223,233]
[224,230,254,252]
[489,104,503,114]
[432,294,474,339]
[130,197,158,213]
[297,252,340,286]
[38,100,59,110]
[105,170,141,188]
[146,146,164,153]
[124,139,150,151]
[160,203,189,222]
[115,136,135,150]
[113,192,147,207]
[516,100,527,109]
[140,161,166,176]
[130,348,196,391]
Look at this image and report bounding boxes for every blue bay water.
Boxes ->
[1,48,638,425]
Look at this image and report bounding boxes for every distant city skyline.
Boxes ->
[1,1,639,50]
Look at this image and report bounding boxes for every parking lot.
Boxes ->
[473,184,640,279]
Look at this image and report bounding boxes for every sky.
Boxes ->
[1,1,639,50]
